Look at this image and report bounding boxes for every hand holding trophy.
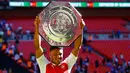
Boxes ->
[34,1,85,73]
[34,16,40,28]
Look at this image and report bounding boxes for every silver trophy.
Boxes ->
[39,1,82,46]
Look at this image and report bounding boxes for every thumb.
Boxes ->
[34,16,40,26]
[80,19,85,29]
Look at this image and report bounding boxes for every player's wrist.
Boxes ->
[74,45,81,50]
[35,27,39,32]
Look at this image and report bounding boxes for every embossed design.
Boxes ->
[39,1,82,46]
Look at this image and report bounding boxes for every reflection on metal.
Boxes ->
[39,1,82,46]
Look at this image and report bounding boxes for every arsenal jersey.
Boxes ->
[37,53,77,73]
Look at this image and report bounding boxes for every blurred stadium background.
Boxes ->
[0,0,130,73]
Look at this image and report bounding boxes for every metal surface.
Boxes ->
[39,1,82,46]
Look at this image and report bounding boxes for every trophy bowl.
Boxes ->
[39,1,82,46]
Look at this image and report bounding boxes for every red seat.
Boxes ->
[0,70,2,73]
[88,40,130,62]
[83,17,129,34]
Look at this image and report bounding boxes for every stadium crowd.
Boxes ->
[0,18,130,73]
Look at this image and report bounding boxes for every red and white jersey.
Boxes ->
[37,53,77,73]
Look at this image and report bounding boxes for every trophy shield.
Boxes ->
[38,1,82,46]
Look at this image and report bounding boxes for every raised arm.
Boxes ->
[71,19,85,57]
[34,16,43,58]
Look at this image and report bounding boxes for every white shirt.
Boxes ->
[37,53,77,73]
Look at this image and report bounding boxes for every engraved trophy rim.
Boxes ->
[38,1,82,46]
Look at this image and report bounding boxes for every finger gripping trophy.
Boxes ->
[39,1,82,46]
